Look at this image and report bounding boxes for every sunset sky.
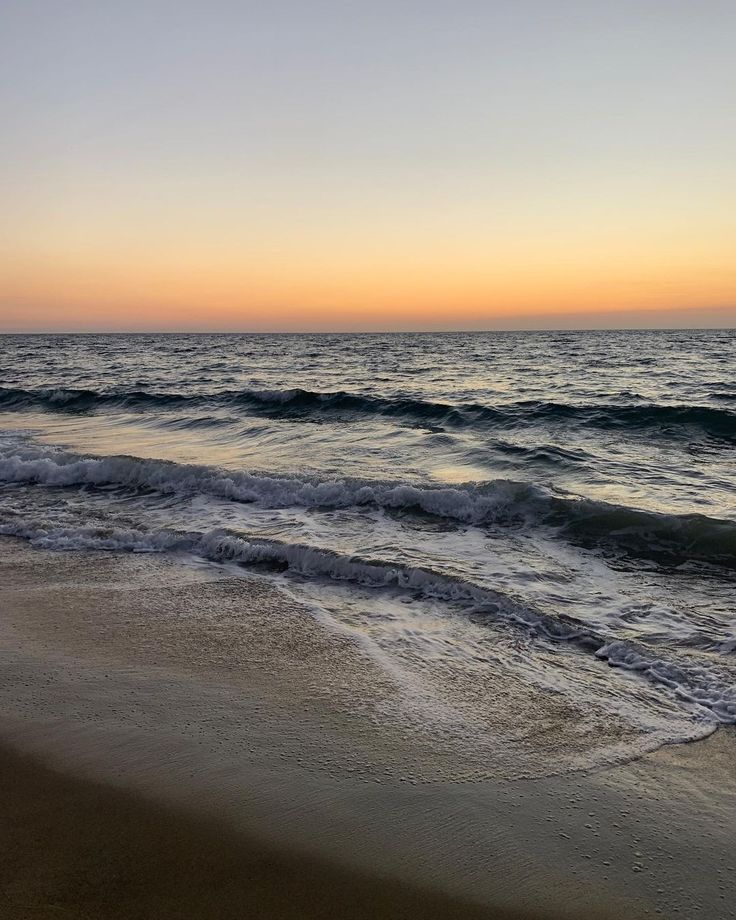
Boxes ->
[1,1,735,332]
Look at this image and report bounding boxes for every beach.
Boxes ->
[1,536,734,919]
[4,0,736,910]
[1,746,505,920]
[2,331,735,918]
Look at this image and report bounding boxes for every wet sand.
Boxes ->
[1,537,735,919]
[0,746,515,920]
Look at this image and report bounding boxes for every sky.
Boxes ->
[1,0,735,332]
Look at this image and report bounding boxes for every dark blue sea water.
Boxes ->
[1,330,734,762]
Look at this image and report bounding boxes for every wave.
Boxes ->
[516,401,736,443]
[0,386,189,413]
[1,518,733,724]
[2,447,736,570]
[489,439,592,467]
[2,385,735,441]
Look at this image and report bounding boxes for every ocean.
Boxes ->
[1,329,734,771]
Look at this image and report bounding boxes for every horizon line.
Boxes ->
[2,324,736,336]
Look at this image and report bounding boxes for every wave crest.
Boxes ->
[2,385,735,441]
[1,447,735,569]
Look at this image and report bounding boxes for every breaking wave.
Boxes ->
[1,446,736,569]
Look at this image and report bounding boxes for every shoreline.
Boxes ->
[1,537,734,918]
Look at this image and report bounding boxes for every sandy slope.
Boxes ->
[0,537,734,918]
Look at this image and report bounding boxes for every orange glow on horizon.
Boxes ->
[2,237,735,331]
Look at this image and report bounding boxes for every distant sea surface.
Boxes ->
[1,330,734,767]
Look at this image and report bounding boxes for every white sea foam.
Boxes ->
[1,514,734,726]
[0,444,539,520]
[1,444,735,568]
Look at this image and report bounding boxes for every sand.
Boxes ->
[1,536,735,919]
[0,746,515,920]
